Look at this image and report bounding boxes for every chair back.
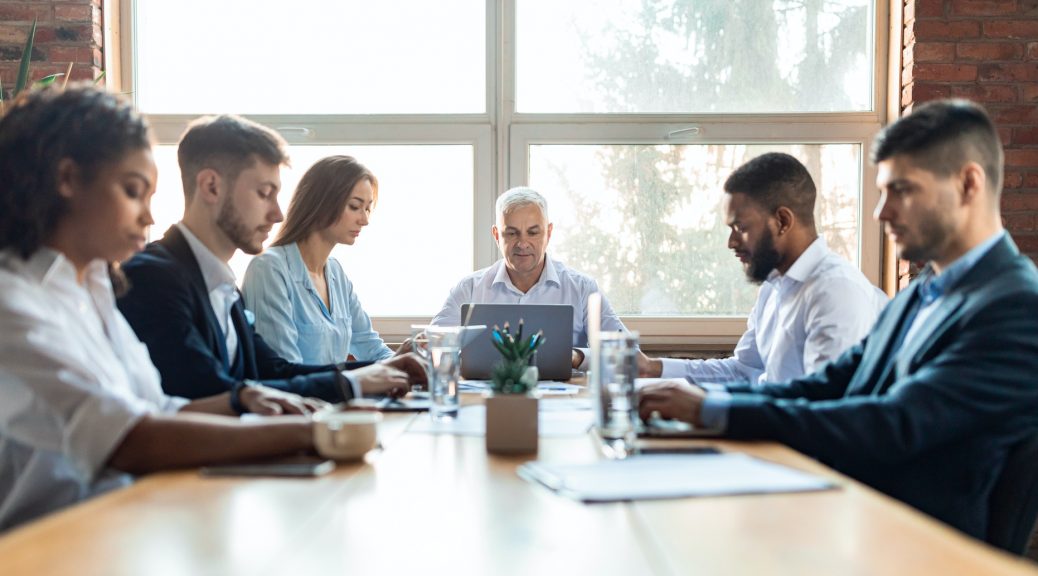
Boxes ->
[987,431,1038,554]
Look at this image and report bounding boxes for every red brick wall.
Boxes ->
[902,0,1038,266]
[0,0,103,99]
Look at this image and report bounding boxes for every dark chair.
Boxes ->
[987,431,1038,555]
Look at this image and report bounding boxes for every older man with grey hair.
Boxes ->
[431,187,626,369]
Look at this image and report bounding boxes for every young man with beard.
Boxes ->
[638,100,1038,540]
[118,115,423,408]
[640,152,887,385]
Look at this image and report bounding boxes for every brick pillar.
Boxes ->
[0,0,103,100]
[902,0,1038,268]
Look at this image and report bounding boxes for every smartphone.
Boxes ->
[637,446,721,455]
[200,456,335,478]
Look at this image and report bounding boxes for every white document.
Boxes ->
[518,453,836,502]
[407,405,593,437]
[459,381,585,396]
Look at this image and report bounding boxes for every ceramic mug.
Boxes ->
[312,411,381,461]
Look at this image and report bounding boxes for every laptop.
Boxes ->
[459,303,574,381]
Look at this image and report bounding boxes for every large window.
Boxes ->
[126,0,886,341]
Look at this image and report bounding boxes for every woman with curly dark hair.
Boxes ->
[0,85,329,532]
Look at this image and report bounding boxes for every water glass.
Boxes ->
[426,326,462,421]
[410,324,432,392]
[592,331,640,449]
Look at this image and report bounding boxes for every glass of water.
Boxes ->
[426,326,462,421]
[410,324,432,392]
[592,331,640,454]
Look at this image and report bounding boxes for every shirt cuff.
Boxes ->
[338,370,362,399]
[698,390,731,432]
[574,347,590,371]
[660,358,689,379]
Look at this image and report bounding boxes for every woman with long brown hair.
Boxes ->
[242,155,395,365]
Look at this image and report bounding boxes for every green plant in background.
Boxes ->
[1,18,84,115]
[489,321,544,395]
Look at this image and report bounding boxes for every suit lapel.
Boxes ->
[230,296,257,378]
[885,234,1017,390]
[158,225,232,368]
[894,291,967,378]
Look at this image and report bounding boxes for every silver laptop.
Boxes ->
[459,303,574,381]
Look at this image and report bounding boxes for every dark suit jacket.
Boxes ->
[722,234,1038,539]
[118,225,368,402]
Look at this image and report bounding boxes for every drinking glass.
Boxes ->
[426,326,463,421]
[592,331,640,453]
[410,324,432,393]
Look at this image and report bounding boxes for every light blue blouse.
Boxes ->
[241,243,394,365]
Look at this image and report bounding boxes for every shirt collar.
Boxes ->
[919,230,1005,305]
[765,236,828,285]
[279,242,310,280]
[176,222,237,292]
[492,254,561,291]
[3,248,112,294]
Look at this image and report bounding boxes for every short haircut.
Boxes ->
[496,187,549,222]
[273,155,378,247]
[723,152,817,226]
[177,114,289,200]
[0,84,151,259]
[871,99,1004,197]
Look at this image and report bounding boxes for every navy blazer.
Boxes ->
[722,234,1038,539]
[118,225,368,402]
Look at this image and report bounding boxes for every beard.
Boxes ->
[896,213,955,264]
[216,198,264,255]
[746,228,782,284]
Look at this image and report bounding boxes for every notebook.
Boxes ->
[459,303,574,381]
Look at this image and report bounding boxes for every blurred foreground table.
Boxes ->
[1,405,1036,576]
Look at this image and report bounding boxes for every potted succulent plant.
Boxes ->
[485,321,543,454]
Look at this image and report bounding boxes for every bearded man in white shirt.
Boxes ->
[639,152,888,385]
[431,187,627,369]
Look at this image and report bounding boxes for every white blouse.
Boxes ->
[0,248,187,532]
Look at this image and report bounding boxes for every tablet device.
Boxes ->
[200,455,335,478]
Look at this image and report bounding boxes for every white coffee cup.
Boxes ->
[313,411,381,461]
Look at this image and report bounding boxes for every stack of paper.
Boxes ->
[518,453,836,501]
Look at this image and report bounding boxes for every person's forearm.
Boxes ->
[180,393,236,416]
[108,413,313,475]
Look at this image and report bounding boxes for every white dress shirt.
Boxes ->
[662,238,888,385]
[176,223,239,365]
[0,248,187,531]
[431,255,627,369]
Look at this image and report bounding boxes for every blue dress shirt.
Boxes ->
[242,243,394,365]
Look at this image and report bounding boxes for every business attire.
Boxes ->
[703,232,1038,539]
[430,255,627,369]
[661,238,888,384]
[242,243,393,365]
[0,249,187,531]
[119,225,367,402]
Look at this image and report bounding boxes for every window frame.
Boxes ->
[114,0,889,345]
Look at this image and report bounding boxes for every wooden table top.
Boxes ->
[1,401,1036,576]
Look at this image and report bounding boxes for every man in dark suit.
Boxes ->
[120,115,422,408]
[638,99,1038,540]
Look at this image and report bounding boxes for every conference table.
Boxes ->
[2,396,1037,576]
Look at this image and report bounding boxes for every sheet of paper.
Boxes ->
[459,381,585,395]
[518,453,836,502]
[407,405,593,437]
